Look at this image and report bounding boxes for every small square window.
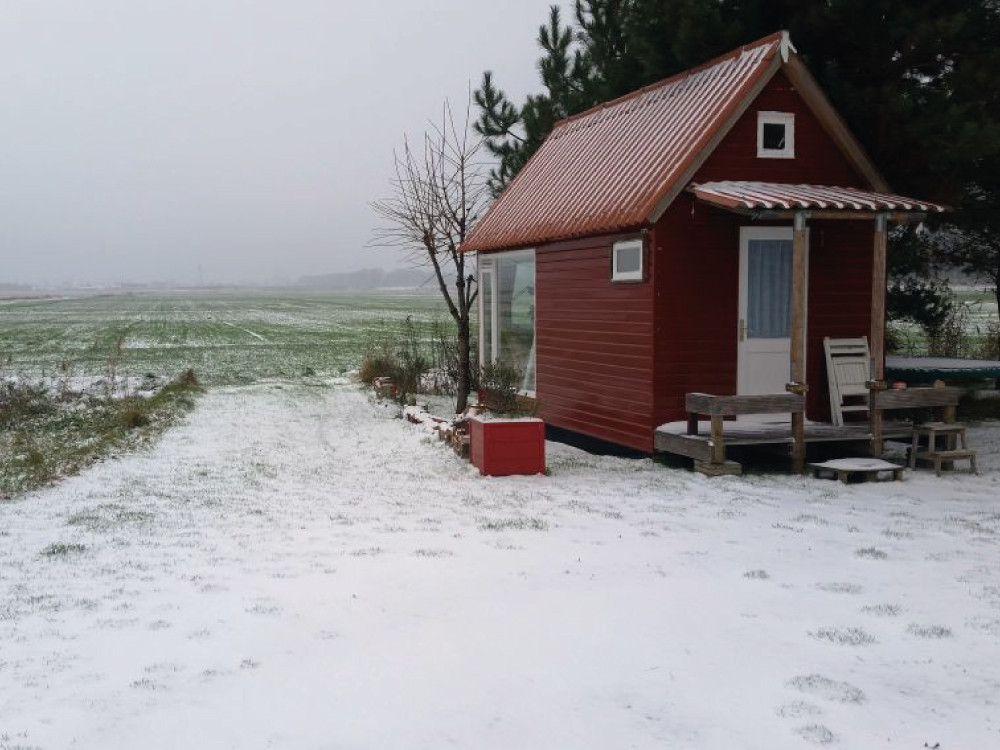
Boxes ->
[762,122,786,150]
[757,111,794,159]
[612,239,643,282]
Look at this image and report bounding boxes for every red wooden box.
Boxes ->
[468,416,546,477]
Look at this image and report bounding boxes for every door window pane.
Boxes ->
[747,239,792,338]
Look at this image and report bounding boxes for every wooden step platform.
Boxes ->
[810,458,905,483]
[913,448,978,477]
[908,422,979,476]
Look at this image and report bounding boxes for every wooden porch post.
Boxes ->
[869,212,889,456]
[788,210,809,473]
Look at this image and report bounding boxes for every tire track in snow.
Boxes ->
[221,321,268,343]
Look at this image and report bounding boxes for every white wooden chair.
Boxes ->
[824,337,871,427]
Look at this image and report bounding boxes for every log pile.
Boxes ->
[372,379,472,460]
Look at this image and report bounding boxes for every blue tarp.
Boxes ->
[886,356,1000,383]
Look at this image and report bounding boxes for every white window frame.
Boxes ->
[612,238,644,282]
[757,111,795,159]
[478,248,536,396]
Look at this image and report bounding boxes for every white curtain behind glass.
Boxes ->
[747,239,792,338]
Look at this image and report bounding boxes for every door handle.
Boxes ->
[739,318,747,341]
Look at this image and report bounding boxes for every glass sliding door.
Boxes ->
[480,267,494,368]
[478,249,536,394]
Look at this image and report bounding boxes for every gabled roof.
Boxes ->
[462,31,888,253]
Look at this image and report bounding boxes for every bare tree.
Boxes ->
[371,100,488,412]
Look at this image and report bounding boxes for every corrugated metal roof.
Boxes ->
[690,181,948,213]
[462,32,788,252]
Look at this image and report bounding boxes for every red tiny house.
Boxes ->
[463,31,945,460]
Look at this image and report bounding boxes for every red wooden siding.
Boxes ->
[804,221,875,420]
[534,232,656,451]
[651,71,878,430]
[694,70,867,188]
[652,197,741,426]
[651,199,877,427]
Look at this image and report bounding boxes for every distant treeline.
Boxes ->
[0,282,33,293]
[294,267,432,291]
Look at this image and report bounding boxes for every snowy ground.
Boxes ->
[2,382,999,749]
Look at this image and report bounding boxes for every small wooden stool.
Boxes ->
[908,422,978,476]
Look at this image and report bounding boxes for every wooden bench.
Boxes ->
[686,392,805,475]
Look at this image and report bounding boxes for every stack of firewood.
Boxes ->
[372,377,397,401]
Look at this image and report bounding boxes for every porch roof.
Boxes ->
[690,180,948,216]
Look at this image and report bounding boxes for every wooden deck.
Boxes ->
[654,420,913,463]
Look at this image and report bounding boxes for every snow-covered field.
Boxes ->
[2,382,999,749]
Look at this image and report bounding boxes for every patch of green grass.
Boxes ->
[856,547,888,560]
[66,505,153,531]
[907,623,952,639]
[1,379,202,497]
[860,603,902,617]
[478,516,549,531]
[40,542,87,556]
[811,626,877,646]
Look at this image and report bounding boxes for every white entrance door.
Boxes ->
[737,227,802,396]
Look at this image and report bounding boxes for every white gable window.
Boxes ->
[757,111,795,159]
[612,239,644,282]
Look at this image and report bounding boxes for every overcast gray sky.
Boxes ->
[0,0,556,286]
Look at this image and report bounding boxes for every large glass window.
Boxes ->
[479,249,536,394]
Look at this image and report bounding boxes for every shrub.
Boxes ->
[389,317,427,401]
[971,320,999,360]
[175,368,200,386]
[424,319,478,396]
[479,360,523,415]
[926,304,969,357]
[0,380,55,429]
[358,344,396,385]
[122,400,150,429]
[358,318,428,401]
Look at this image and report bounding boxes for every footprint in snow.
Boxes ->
[787,674,865,704]
[245,601,281,616]
[810,626,877,646]
[796,724,837,745]
[776,701,823,718]
[860,603,901,617]
[412,548,455,558]
[815,581,863,594]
